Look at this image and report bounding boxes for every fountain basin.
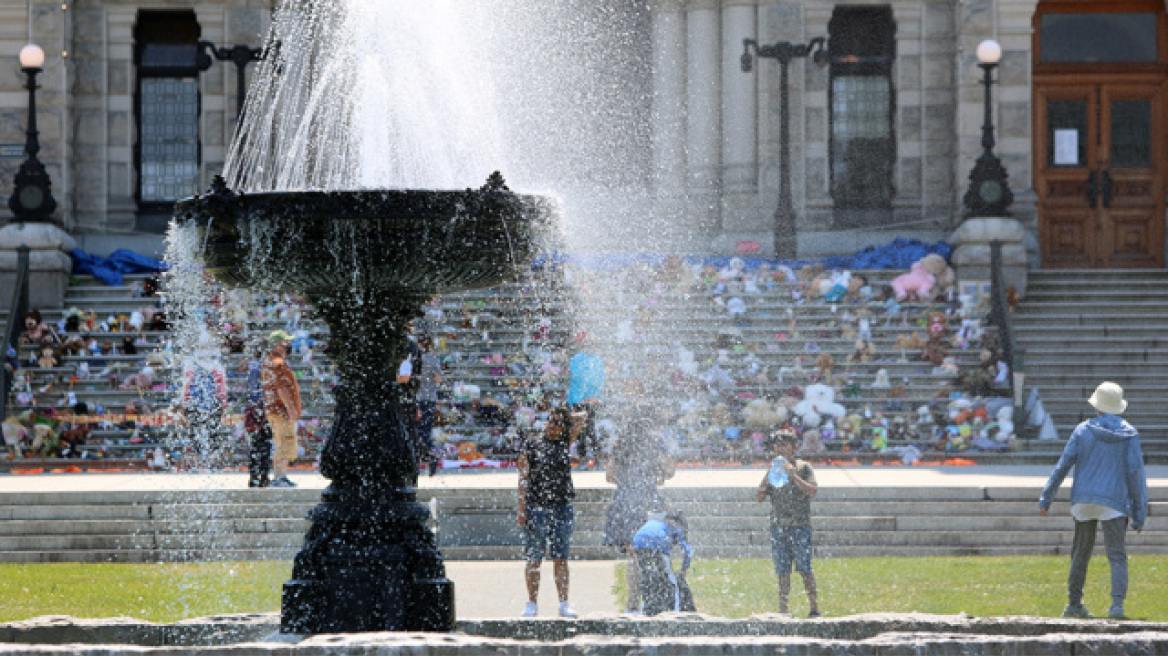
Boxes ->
[173,174,555,297]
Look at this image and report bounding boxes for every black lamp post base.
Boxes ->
[281,489,454,633]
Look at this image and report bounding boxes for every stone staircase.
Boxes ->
[1014,270,1168,458]
[2,484,1165,563]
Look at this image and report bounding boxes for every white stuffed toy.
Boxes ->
[793,383,847,428]
[995,406,1015,442]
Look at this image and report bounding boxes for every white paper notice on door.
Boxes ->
[1054,129,1079,165]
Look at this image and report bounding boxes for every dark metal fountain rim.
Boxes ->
[174,172,555,210]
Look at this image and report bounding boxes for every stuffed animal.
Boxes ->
[896,332,927,351]
[793,383,847,428]
[800,428,826,454]
[889,261,935,301]
[995,406,1016,441]
[121,364,155,391]
[848,340,874,365]
[844,274,869,304]
[743,398,787,429]
[814,353,835,379]
[456,441,484,462]
[19,311,55,346]
[919,254,956,299]
[36,347,57,369]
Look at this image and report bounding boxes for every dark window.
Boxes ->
[134,11,201,208]
[828,6,896,225]
[1040,13,1157,63]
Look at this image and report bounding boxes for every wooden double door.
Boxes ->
[1034,1,1168,269]
[1036,79,1166,268]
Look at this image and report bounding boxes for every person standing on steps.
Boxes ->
[517,405,586,618]
[262,330,302,488]
[756,429,820,617]
[1040,381,1147,620]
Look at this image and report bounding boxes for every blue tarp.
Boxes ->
[533,238,951,272]
[70,249,168,287]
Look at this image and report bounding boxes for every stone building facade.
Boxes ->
[1,0,1164,266]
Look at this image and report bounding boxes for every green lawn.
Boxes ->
[0,561,289,623]
[617,555,1168,621]
[1,556,1167,623]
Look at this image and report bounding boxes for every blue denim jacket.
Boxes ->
[1039,414,1148,529]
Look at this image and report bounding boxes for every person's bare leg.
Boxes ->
[525,561,541,603]
[625,545,641,611]
[801,571,820,615]
[777,573,791,613]
[553,558,570,603]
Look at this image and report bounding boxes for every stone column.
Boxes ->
[721,2,757,195]
[685,0,722,231]
[650,0,687,201]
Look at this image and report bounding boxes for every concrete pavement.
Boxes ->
[1,464,1167,493]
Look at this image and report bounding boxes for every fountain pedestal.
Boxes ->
[176,174,552,633]
[282,292,452,633]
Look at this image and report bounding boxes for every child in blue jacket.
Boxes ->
[631,509,694,615]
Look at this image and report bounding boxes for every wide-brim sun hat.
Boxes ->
[1088,381,1127,415]
[268,330,293,345]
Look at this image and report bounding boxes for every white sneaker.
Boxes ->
[521,601,537,617]
[558,601,577,618]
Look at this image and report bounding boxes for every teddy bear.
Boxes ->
[456,441,484,462]
[36,347,58,369]
[919,254,956,299]
[921,334,948,366]
[847,340,874,365]
[793,383,847,428]
[814,352,835,379]
[743,398,788,429]
[896,332,926,351]
[19,311,56,346]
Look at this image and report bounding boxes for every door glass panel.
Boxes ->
[1047,99,1087,167]
[1040,13,1158,63]
[1111,100,1152,168]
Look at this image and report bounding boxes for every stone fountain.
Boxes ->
[174,172,555,632]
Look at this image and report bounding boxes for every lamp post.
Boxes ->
[8,44,58,223]
[741,37,828,259]
[963,39,1014,217]
[197,41,265,122]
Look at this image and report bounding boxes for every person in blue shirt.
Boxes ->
[631,508,694,615]
[567,332,605,468]
[1040,381,1148,620]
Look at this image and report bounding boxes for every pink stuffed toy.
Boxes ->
[890,261,936,301]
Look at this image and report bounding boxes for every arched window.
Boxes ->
[828,6,896,225]
[134,11,201,209]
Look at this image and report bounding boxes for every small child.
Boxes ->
[756,429,820,617]
[631,508,694,615]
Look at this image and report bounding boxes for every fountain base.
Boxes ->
[6,613,1168,654]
